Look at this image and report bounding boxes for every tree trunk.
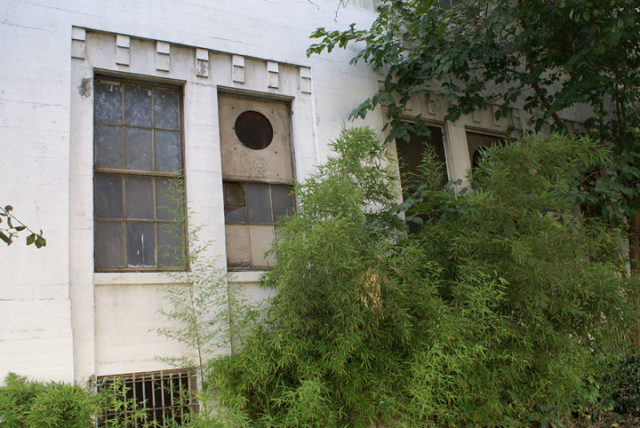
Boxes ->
[631,212,640,274]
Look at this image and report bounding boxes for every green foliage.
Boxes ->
[96,378,153,427]
[0,373,95,428]
[609,353,640,416]
[156,236,233,394]
[307,0,640,224]
[408,134,638,424]
[0,372,209,428]
[206,128,639,426]
[0,205,46,248]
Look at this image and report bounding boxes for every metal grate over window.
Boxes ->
[97,369,197,427]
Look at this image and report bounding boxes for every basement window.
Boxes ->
[97,369,197,427]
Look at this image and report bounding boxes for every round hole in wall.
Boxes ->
[234,111,273,150]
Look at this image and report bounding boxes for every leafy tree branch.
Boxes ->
[0,205,46,248]
[307,0,640,266]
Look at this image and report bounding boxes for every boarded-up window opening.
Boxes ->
[97,369,197,427]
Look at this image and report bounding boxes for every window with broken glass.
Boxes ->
[223,182,295,225]
[223,181,295,270]
[93,78,186,271]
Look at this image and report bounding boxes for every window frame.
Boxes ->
[93,76,188,272]
[223,180,295,226]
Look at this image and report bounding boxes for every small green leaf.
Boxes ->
[0,232,12,244]
[35,235,46,248]
[26,233,35,245]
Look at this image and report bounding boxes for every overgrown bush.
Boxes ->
[0,373,95,427]
[207,128,639,426]
[0,372,207,427]
[609,353,640,416]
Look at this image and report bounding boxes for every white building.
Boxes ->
[0,0,524,399]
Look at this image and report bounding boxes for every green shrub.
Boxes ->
[206,128,639,426]
[0,373,95,428]
[403,134,639,425]
[0,373,44,427]
[27,382,95,427]
[609,354,640,416]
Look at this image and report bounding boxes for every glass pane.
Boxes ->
[125,128,152,171]
[223,182,246,223]
[158,223,185,268]
[95,81,122,124]
[95,124,122,168]
[127,222,156,267]
[271,185,295,223]
[95,174,123,219]
[156,178,183,221]
[95,221,124,268]
[124,85,152,127]
[125,176,154,219]
[154,89,179,129]
[155,131,181,172]
[246,183,272,224]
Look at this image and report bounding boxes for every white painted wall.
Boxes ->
[0,0,525,384]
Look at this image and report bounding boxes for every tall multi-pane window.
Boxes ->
[93,78,186,271]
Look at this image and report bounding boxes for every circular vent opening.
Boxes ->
[234,111,273,150]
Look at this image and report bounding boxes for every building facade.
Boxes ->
[0,0,532,388]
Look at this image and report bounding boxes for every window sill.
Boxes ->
[94,270,267,286]
[228,270,266,284]
[94,271,190,287]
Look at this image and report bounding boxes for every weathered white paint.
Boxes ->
[0,0,569,385]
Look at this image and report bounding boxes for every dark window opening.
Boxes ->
[396,126,447,232]
[97,369,197,428]
[234,111,273,150]
[396,126,447,200]
[466,132,505,170]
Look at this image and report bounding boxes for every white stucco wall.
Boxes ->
[0,0,521,384]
